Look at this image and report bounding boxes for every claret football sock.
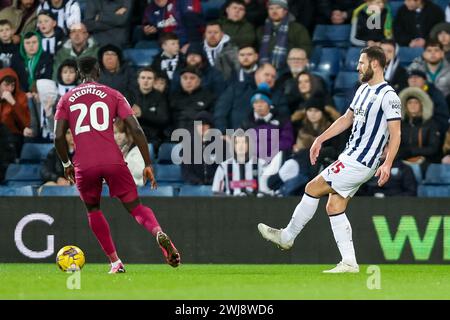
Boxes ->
[329,213,357,266]
[88,210,117,257]
[131,204,162,236]
[281,193,319,244]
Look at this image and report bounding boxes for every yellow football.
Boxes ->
[56,245,85,272]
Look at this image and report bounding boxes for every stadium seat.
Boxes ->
[390,1,403,18]
[157,143,178,164]
[148,143,156,163]
[5,164,42,182]
[201,0,226,20]
[333,95,351,114]
[134,40,160,49]
[313,24,351,47]
[311,71,332,92]
[179,185,213,196]
[398,47,424,67]
[344,47,361,71]
[403,162,423,184]
[123,48,159,67]
[433,0,448,11]
[6,181,41,187]
[39,186,79,196]
[417,185,450,197]
[138,186,175,197]
[423,164,450,185]
[333,71,359,95]
[20,143,53,163]
[315,47,341,77]
[154,164,183,183]
[0,186,34,196]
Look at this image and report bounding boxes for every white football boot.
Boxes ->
[323,261,360,273]
[257,223,294,250]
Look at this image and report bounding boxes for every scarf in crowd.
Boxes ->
[259,15,290,69]
[19,32,43,91]
[384,44,400,81]
[160,52,179,80]
[352,3,393,39]
[204,34,230,66]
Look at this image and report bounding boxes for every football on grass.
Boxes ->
[56,245,85,272]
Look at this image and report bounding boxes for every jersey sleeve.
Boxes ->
[381,91,402,121]
[54,97,69,120]
[116,93,134,119]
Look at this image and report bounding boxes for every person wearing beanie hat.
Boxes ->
[430,22,450,63]
[257,0,311,70]
[36,9,65,56]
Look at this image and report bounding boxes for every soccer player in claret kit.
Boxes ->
[258,46,402,273]
[54,57,180,273]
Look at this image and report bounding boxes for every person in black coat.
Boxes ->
[169,66,216,133]
[381,39,408,93]
[316,0,363,24]
[394,0,445,47]
[129,67,170,150]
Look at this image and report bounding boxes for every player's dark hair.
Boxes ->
[424,39,443,50]
[360,46,386,69]
[0,19,12,27]
[158,32,179,46]
[77,56,100,82]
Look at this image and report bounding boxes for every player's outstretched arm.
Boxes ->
[54,119,75,184]
[310,109,354,165]
[124,114,157,189]
[375,120,401,187]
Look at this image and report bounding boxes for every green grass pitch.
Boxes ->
[1,264,450,299]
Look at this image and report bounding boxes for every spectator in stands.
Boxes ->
[170,66,216,132]
[219,0,256,48]
[52,23,99,79]
[10,31,53,92]
[257,0,312,70]
[381,39,408,92]
[229,44,258,84]
[83,0,132,48]
[0,0,39,44]
[55,58,78,97]
[0,68,30,158]
[151,32,184,81]
[406,67,449,136]
[394,0,445,47]
[0,122,16,182]
[287,0,316,34]
[358,146,417,196]
[276,48,310,102]
[114,118,145,186]
[203,21,240,81]
[0,1,12,11]
[242,0,267,28]
[398,87,441,165]
[430,22,450,62]
[27,79,58,142]
[36,10,64,56]
[98,44,136,100]
[40,128,74,186]
[140,0,204,49]
[37,0,81,35]
[316,0,363,24]
[214,63,289,133]
[350,0,393,47]
[129,67,170,149]
[154,72,169,96]
[171,42,225,96]
[212,134,270,196]
[0,19,18,68]
[241,82,294,160]
[181,111,220,185]
[409,40,450,97]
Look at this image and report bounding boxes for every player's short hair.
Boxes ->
[425,39,443,50]
[0,19,12,28]
[77,56,99,76]
[158,32,179,45]
[360,46,386,69]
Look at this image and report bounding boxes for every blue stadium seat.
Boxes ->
[398,47,424,67]
[123,48,159,67]
[0,186,34,196]
[155,164,183,183]
[333,95,351,114]
[39,186,79,196]
[20,143,53,163]
[417,185,450,197]
[389,1,403,18]
[148,143,156,163]
[433,0,448,12]
[134,40,160,49]
[344,47,361,71]
[138,186,175,197]
[78,0,87,19]
[423,164,450,185]
[202,0,226,20]
[334,71,359,95]
[157,143,178,164]
[315,47,341,77]
[313,24,351,47]
[6,181,41,187]
[311,71,332,92]
[5,164,42,182]
[179,185,213,196]
[403,162,423,184]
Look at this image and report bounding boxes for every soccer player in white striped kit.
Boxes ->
[258,46,402,273]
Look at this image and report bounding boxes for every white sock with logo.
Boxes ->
[281,193,320,244]
[329,213,357,266]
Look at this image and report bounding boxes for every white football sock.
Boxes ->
[281,193,319,244]
[329,213,357,266]
[111,259,122,268]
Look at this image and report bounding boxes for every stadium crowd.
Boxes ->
[1,0,450,197]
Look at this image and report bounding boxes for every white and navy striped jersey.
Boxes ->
[344,81,402,169]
